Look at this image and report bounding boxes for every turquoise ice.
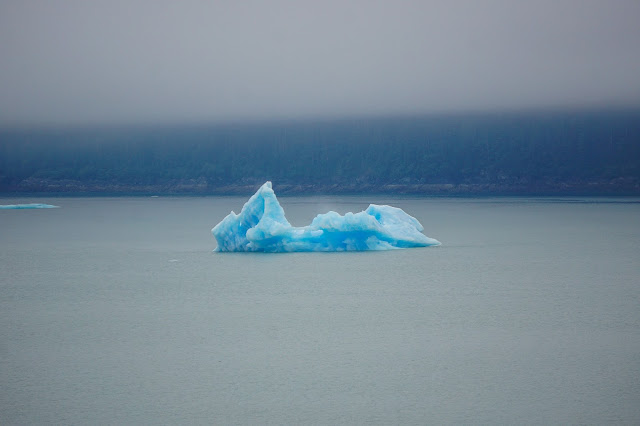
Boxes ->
[0,203,59,209]
[212,182,440,252]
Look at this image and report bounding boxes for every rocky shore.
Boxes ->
[3,176,639,196]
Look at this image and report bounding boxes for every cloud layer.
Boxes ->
[1,0,639,125]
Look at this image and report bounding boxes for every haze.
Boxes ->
[1,0,640,126]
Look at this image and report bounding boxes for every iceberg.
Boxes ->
[0,203,59,209]
[212,182,440,252]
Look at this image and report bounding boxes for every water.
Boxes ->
[1,196,639,425]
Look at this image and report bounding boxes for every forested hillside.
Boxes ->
[1,110,639,195]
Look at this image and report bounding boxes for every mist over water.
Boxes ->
[1,196,639,424]
[2,1,640,126]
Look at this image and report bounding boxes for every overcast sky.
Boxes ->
[1,0,639,126]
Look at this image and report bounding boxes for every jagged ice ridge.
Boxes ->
[212,182,440,252]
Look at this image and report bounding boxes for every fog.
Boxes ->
[1,0,640,126]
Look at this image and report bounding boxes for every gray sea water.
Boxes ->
[1,195,639,425]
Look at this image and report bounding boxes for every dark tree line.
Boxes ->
[1,110,639,194]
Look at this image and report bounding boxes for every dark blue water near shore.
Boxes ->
[1,196,639,424]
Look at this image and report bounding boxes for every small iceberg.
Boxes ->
[212,182,440,252]
[0,203,59,209]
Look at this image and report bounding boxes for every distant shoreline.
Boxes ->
[2,179,639,197]
[2,111,638,197]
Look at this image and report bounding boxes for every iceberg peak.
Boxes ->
[212,181,440,252]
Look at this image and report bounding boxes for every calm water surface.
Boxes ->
[1,196,639,425]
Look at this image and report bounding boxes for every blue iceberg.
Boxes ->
[0,203,59,209]
[212,182,440,252]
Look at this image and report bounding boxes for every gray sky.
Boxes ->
[1,0,640,126]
